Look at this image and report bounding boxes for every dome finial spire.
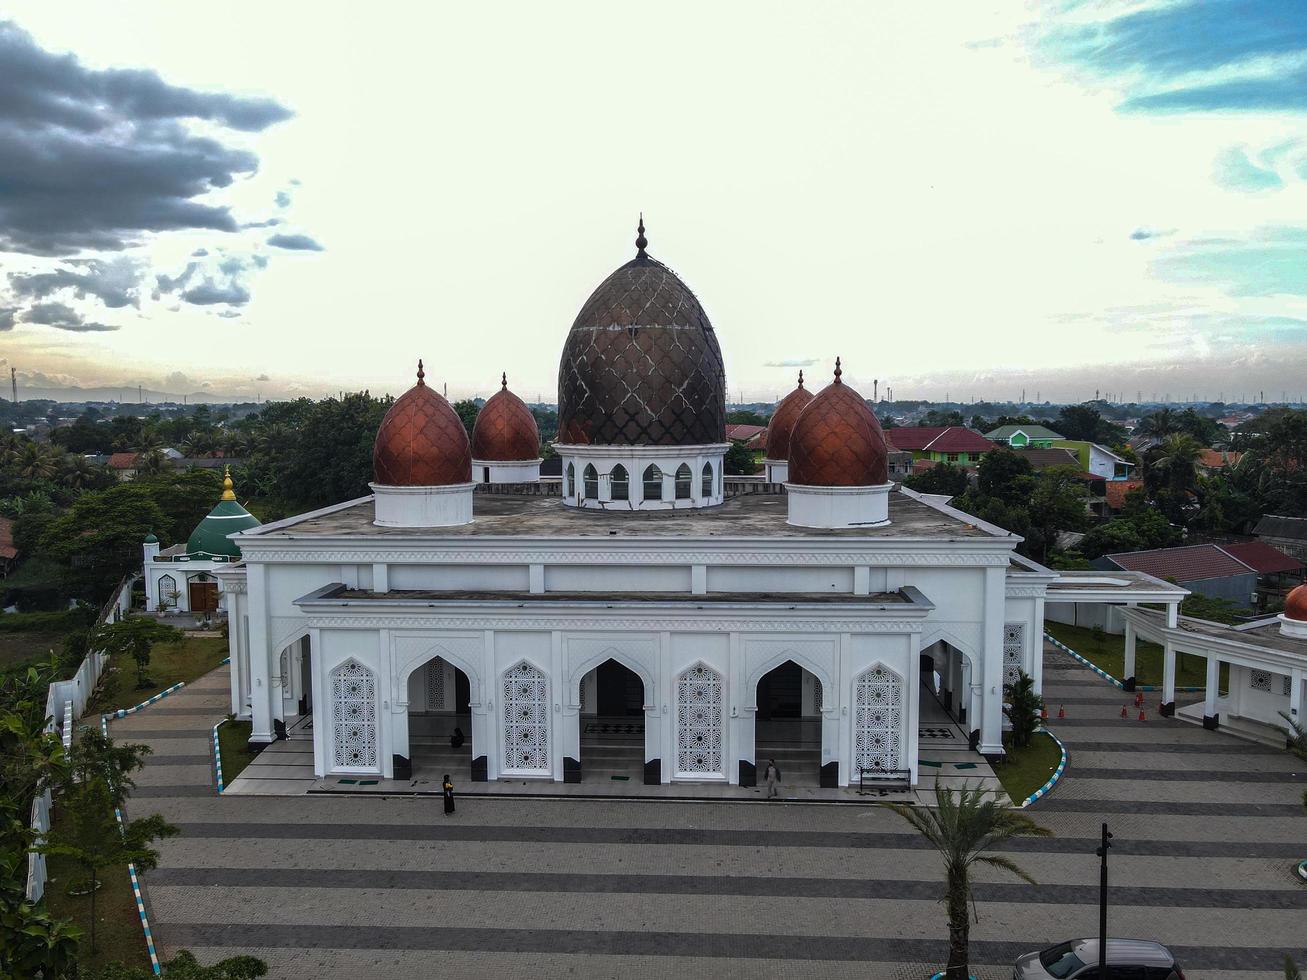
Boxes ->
[635,213,647,256]
[221,464,236,501]
[797,369,805,389]
[416,358,425,386]
[833,357,842,384]
[501,371,507,390]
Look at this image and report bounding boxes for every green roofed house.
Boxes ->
[142,467,260,615]
[983,424,1064,449]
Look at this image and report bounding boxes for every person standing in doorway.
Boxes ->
[764,758,781,800]
[442,774,455,815]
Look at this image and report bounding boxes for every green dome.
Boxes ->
[143,530,159,544]
[185,471,261,559]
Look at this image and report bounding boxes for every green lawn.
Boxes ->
[217,718,255,784]
[89,633,228,714]
[42,805,151,973]
[994,731,1063,805]
[1044,621,1227,690]
[0,608,95,672]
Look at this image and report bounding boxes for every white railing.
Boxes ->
[25,574,134,901]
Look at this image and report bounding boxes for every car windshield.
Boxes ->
[1039,943,1088,978]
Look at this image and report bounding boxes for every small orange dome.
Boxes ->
[471,374,541,462]
[373,361,471,486]
[765,371,814,462]
[788,360,888,487]
[1286,583,1307,622]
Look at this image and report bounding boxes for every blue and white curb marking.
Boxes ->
[1044,633,1202,693]
[114,681,186,718]
[1297,859,1307,883]
[212,719,227,794]
[221,656,231,665]
[1021,728,1068,808]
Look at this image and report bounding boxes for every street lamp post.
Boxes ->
[1096,822,1113,979]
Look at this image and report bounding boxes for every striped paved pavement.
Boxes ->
[104,654,1307,979]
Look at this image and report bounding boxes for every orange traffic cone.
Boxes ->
[1120,705,1128,718]
[1138,709,1147,722]
[1041,708,1048,720]
[1134,692,1144,707]
[1058,705,1066,719]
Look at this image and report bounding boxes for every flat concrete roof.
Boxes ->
[247,490,1002,542]
[324,587,909,606]
[1133,606,1307,655]
[1046,570,1188,598]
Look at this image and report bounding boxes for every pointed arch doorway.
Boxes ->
[753,660,824,787]
[577,658,646,782]
[406,655,473,782]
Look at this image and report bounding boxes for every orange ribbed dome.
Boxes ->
[471,374,540,462]
[765,371,814,461]
[1286,583,1307,622]
[788,360,888,487]
[373,361,471,486]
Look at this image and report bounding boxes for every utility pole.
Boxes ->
[1097,822,1113,978]
[873,379,878,402]
[9,367,15,403]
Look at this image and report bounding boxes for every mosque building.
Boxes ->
[213,221,1189,789]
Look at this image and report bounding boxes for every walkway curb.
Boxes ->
[1044,633,1203,694]
[1020,728,1068,808]
[113,680,186,718]
[212,719,228,794]
[1297,858,1307,883]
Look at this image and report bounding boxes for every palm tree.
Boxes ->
[889,782,1050,979]
[13,442,57,481]
[1146,433,1204,524]
[134,447,167,476]
[1140,408,1179,437]
[58,452,99,489]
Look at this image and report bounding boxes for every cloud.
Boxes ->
[155,261,201,295]
[7,256,145,308]
[1129,227,1173,241]
[1042,1,1307,114]
[1152,226,1307,297]
[275,190,291,208]
[1213,145,1283,191]
[216,309,242,318]
[22,300,117,331]
[255,373,270,381]
[267,233,324,251]
[0,307,16,331]
[191,248,208,257]
[164,370,194,388]
[242,217,283,228]
[0,21,292,255]
[180,280,251,305]
[763,357,817,367]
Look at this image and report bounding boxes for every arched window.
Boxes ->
[701,462,714,498]
[643,464,663,500]
[502,661,549,773]
[610,464,629,501]
[583,463,598,499]
[676,664,723,776]
[675,463,692,499]
[565,462,574,497]
[331,660,378,770]
[854,664,903,775]
[157,574,177,609]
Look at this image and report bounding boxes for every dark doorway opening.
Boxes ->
[409,658,473,784]
[596,659,644,716]
[756,660,803,719]
[754,660,821,788]
[580,659,645,782]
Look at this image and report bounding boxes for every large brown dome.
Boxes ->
[471,374,540,461]
[765,371,814,462]
[788,361,888,487]
[1286,583,1307,622]
[373,361,472,486]
[557,219,726,446]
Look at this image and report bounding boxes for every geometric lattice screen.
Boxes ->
[676,664,723,776]
[854,664,902,775]
[331,660,378,770]
[501,661,549,773]
[426,657,447,711]
[1003,623,1026,686]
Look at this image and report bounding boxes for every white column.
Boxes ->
[372,562,389,593]
[308,629,325,776]
[1161,640,1177,715]
[1123,620,1137,688]
[660,630,673,784]
[227,592,244,717]
[1166,602,1179,628]
[1203,654,1220,728]
[979,566,1006,756]
[907,632,921,786]
[1031,597,1046,697]
[728,630,745,785]
[1287,668,1303,737]
[246,562,275,745]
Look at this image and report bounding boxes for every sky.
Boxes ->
[2,0,1307,406]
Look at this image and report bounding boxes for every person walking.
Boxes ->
[442,773,456,815]
[763,758,781,800]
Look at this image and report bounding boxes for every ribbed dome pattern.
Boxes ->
[788,363,888,487]
[765,372,814,462]
[373,363,472,486]
[471,376,540,461]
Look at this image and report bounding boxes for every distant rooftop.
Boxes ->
[985,424,1064,441]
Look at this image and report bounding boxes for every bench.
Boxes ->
[859,768,912,792]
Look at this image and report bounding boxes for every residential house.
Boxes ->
[1104,479,1144,513]
[1254,515,1307,562]
[984,424,1064,449]
[106,451,140,481]
[1093,544,1258,607]
[1011,447,1080,471]
[726,423,768,466]
[1198,449,1243,473]
[1052,440,1135,481]
[885,426,996,467]
[1218,541,1305,612]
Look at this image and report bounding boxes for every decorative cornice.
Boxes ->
[1004,585,1049,598]
[301,613,927,633]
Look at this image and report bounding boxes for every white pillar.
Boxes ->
[907,632,921,786]
[1203,655,1220,729]
[1160,640,1177,716]
[1287,668,1304,739]
[309,629,326,777]
[1123,620,1137,689]
[246,563,276,745]
[979,566,1006,756]
[1166,602,1179,628]
[1031,597,1046,697]
[227,592,244,717]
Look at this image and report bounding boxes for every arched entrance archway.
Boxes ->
[577,659,645,781]
[753,660,822,788]
[406,655,473,782]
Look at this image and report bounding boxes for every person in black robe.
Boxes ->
[449,727,465,749]
[442,774,455,815]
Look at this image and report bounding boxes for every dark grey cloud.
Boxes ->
[192,248,208,257]
[251,255,269,269]
[275,190,291,208]
[1130,227,1174,241]
[216,309,242,318]
[155,261,201,295]
[255,373,270,381]
[22,300,117,331]
[0,21,292,255]
[0,307,16,331]
[7,256,144,308]
[763,358,817,368]
[267,233,324,251]
[242,217,283,228]
[181,280,250,305]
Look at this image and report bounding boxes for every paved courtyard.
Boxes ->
[108,647,1307,979]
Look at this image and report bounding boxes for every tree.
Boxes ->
[1022,466,1088,562]
[93,618,183,689]
[726,410,768,426]
[39,486,168,601]
[724,441,758,475]
[38,777,177,953]
[452,399,481,438]
[65,728,153,808]
[1145,433,1204,525]
[904,464,969,497]
[1004,669,1042,749]
[889,783,1050,979]
[1055,404,1126,445]
[973,447,1034,508]
[86,949,268,979]
[920,409,964,427]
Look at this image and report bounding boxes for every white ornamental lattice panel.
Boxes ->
[1250,669,1272,692]
[813,677,823,713]
[677,665,723,775]
[331,661,377,770]
[426,658,446,711]
[502,662,549,772]
[854,665,902,775]
[1003,623,1025,686]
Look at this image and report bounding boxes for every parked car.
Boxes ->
[1014,938,1185,979]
